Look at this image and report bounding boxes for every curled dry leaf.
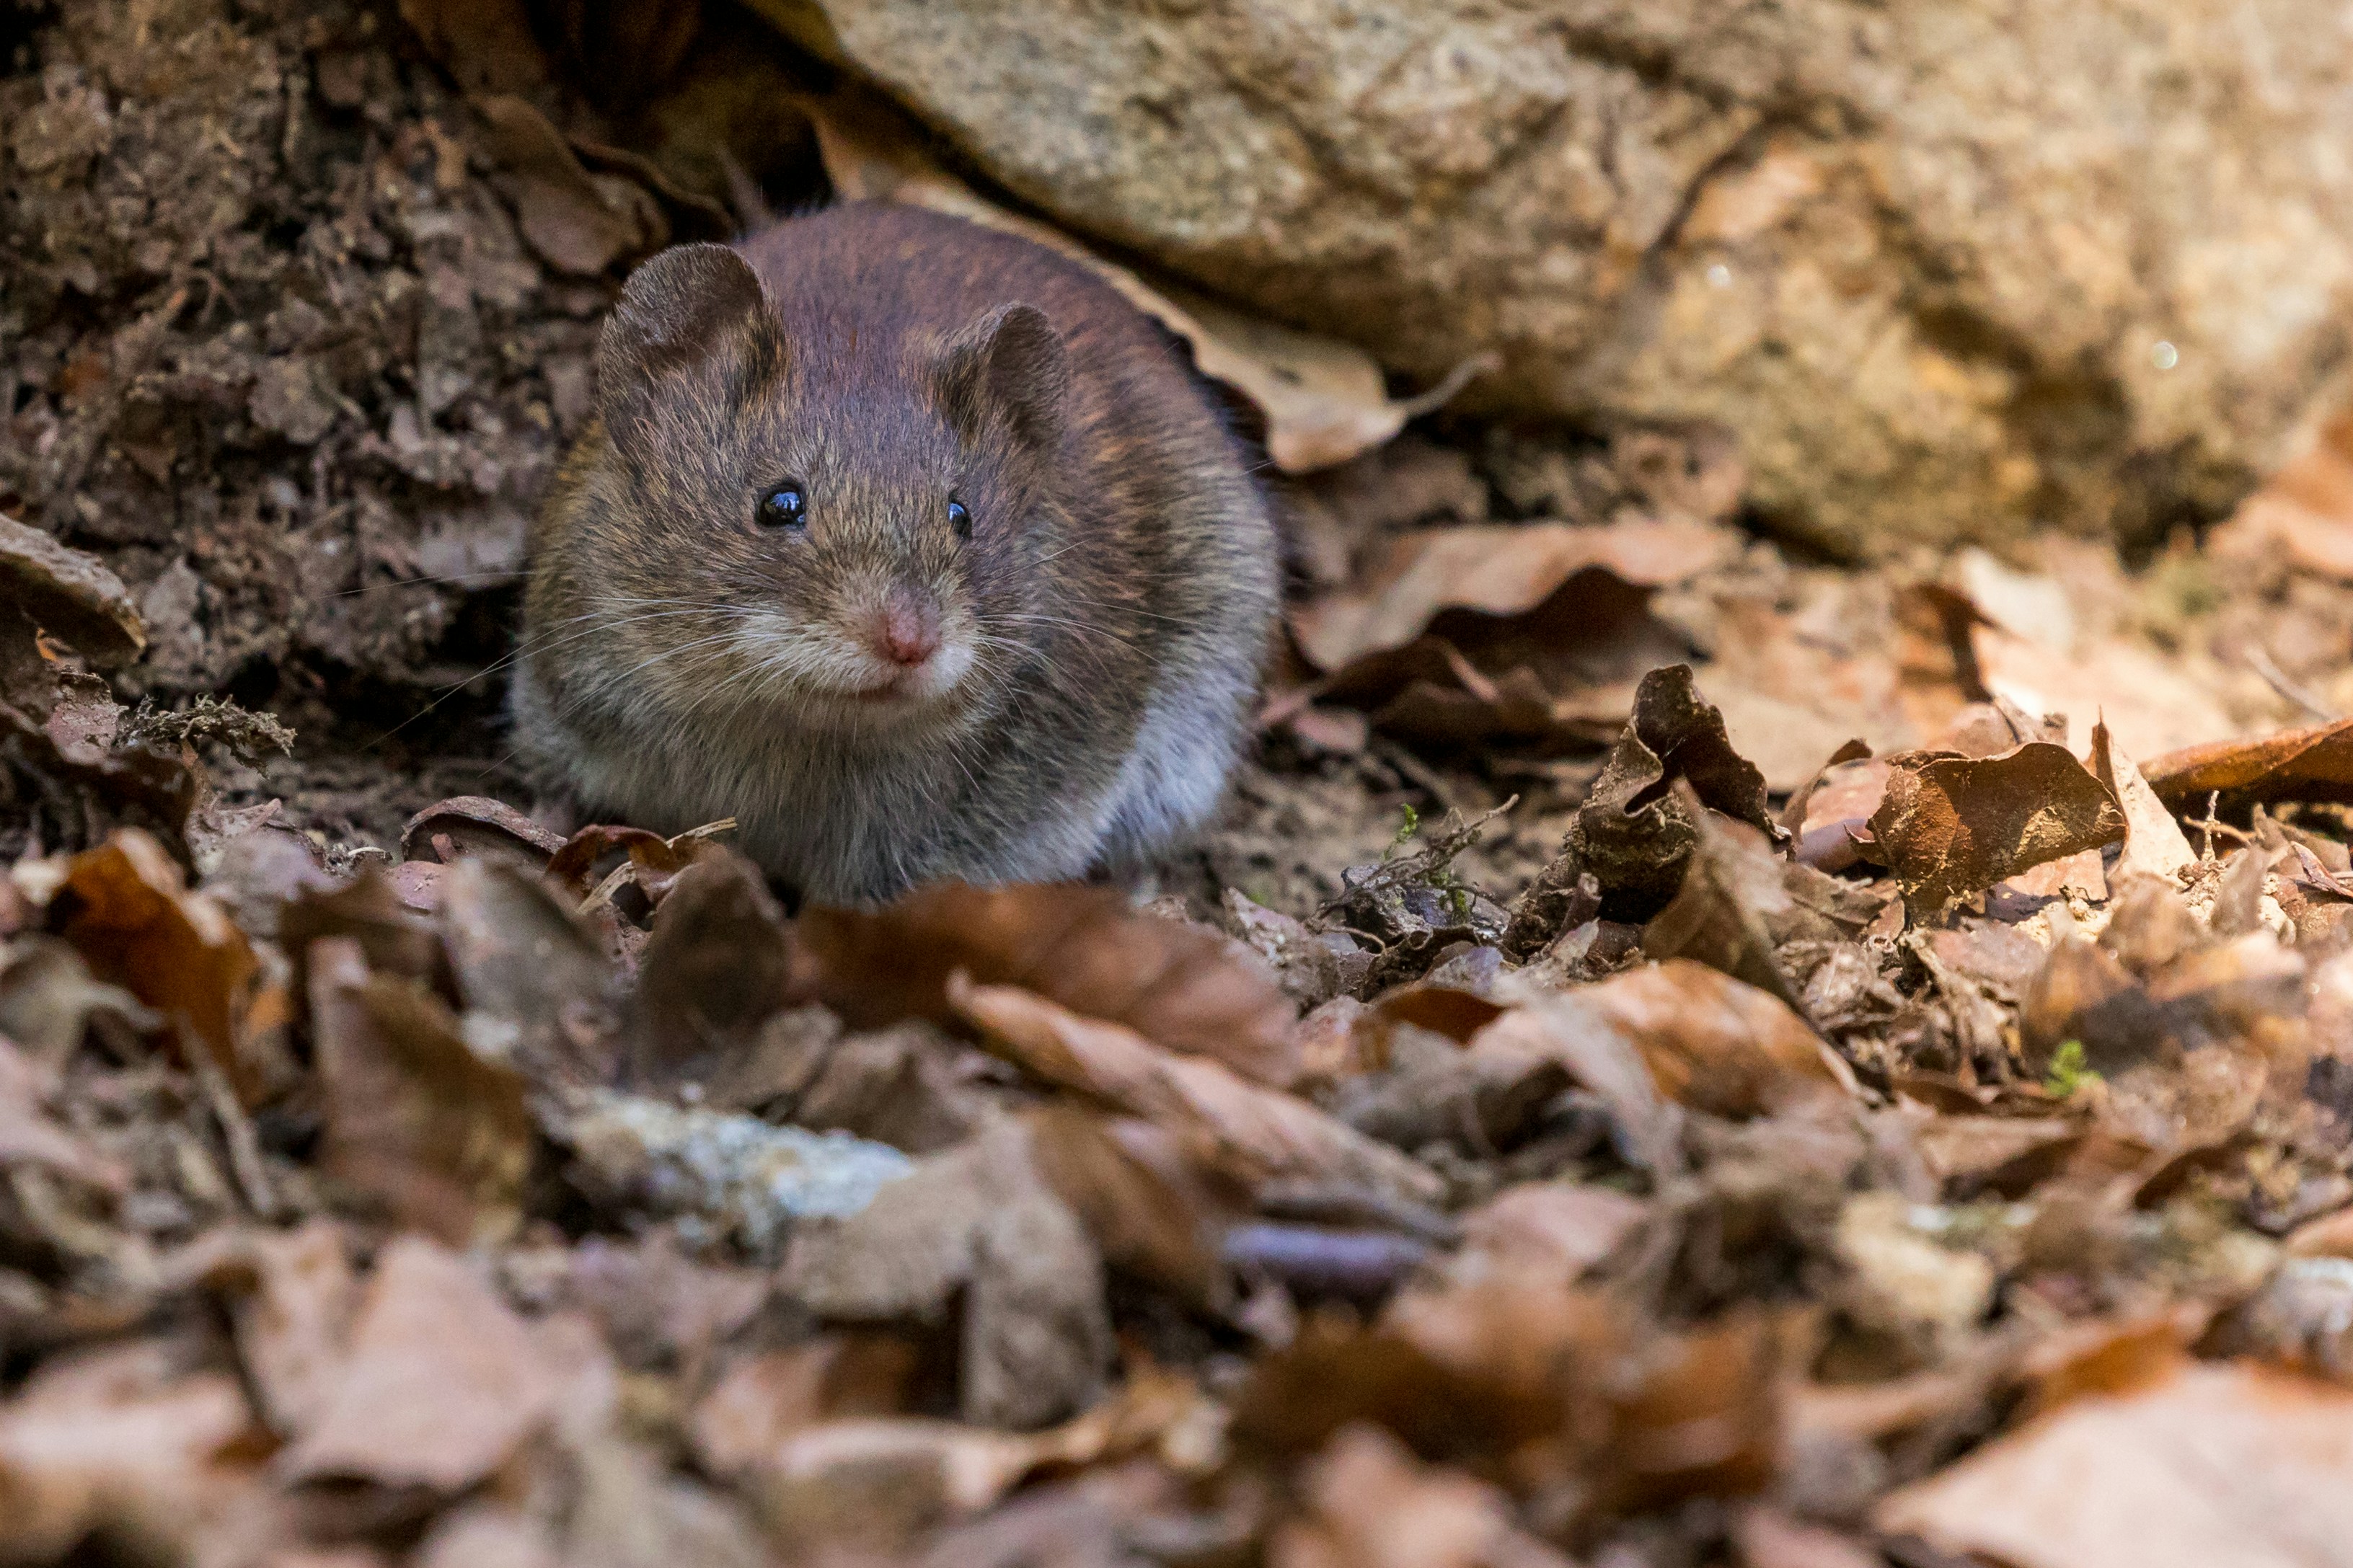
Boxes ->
[0,512,147,669]
[1408,996,1684,1174]
[396,0,550,96]
[399,795,565,867]
[50,829,277,1099]
[1868,743,2127,914]
[803,88,1470,472]
[279,867,445,988]
[796,880,1299,1089]
[950,975,1444,1207]
[690,1335,919,1479]
[1642,793,1883,1015]
[1289,519,1733,675]
[547,818,733,904]
[307,936,533,1246]
[1297,522,1721,753]
[2143,717,2353,808]
[277,1236,565,1492]
[1875,1358,2353,1568]
[1446,1181,1649,1291]
[1566,665,1778,916]
[1240,1283,1779,1515]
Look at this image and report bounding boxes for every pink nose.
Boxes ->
[872,597,941,668]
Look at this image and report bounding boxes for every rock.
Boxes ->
[761,0,2353,554]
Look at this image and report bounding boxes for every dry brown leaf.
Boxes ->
[1025,1104,1239,1309]
[2144,718,2353,807]
[951,975,1444,1206]
[1642,799,1875,1014]
[307,936,533,1246]
[397,0,549,96]
[2093,718,2197,882]
[1289,520,1733,674]
[1869,743,2127,913]
[1731,1507,1881,1568]
[630,851,793,1088]
[2211,412,2353,583]
[0,512,146,668]
[473,94,665,275]
[1876,1358,2353,1568]
[0,1036,123,1195]
[1584,960,1855,1120]
[747,1370,1214,1555]
[278,1236,565,1491]
[1269,1422,1576,1568]
[1563,665,1780,917]
[438,858,619,1089]
[173,1220,359,1436]
[1240,1283,1778,1514]
[797,880,1299,1089]
[0,1341,278,1567]
[780,1117,1111,1429]
[1974,619,2243,765]
[1439,998,1685,1173]
[803,89,1470,472]
[1695,592,1930,795]
[1235,1283,1623,1466]
[690,1337,919,1479]
[1447,1182,1648,1290]
[50,829,278,1099]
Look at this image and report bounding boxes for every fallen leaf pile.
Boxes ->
[14,479,2353,1565]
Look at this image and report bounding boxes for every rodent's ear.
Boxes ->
[598,244,770,407]
[935,304,1070,452]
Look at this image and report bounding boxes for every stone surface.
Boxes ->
[764,0,2353,555]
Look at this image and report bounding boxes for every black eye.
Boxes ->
[947,498,971,539]
[756,482,807,531]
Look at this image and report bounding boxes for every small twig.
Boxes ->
[188,1042,279,1222]
[1317,797,1517,921]
[1220,1222,1431,1301]
[2194,789,2251,858]
[1369,735,1465,817]
[2246,646,2338,724]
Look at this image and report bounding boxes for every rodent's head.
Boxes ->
[553,242,1074,736]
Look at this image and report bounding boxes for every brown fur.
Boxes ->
[513,204,1279,905]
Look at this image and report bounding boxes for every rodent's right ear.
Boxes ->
[597,244,772,412]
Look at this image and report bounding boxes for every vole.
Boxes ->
[512,203,1281,905]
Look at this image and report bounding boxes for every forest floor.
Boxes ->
[11,3,2353,1567]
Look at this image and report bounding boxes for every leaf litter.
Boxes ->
[16,3,2353,1565]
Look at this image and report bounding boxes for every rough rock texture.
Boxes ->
[767,0,2353,555]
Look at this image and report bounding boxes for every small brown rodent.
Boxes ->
[513,203,1280,905]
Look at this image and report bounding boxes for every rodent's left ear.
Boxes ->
[935,304,1070,451]
[599,244,770,406]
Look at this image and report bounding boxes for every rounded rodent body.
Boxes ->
[512,203,1279,905]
